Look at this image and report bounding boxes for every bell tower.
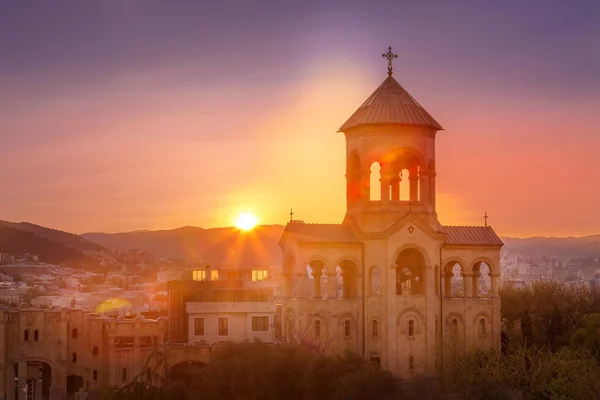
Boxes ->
[339,47,443,233]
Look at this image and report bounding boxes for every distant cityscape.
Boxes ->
[2,245,600,313]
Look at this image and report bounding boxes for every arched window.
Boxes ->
[72,328,78,339]
[344,320,351,337]
[408,320,414,337]
[479,318,486,335]
[369,162,381,201]
[443,262,464,297]
[338,261,358,298]
[93,346,99,356]
[370,267,381,296]
[473,261,492,297]
[396,248,425,295]
[314,320,321,338]
[372,320,379,337]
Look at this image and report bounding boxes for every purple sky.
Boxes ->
[1,0,599,236]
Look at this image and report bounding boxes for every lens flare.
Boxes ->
[235,212,259,231]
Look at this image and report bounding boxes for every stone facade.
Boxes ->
[0,307,209,400]
[280,67,503,379]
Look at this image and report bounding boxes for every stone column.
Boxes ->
[409,169,419,202]
[380,163,391,204]
[491,274,500,297]
[419,171,429,206]
[463,274,473,298]
[390,177,400,201]
[295,273,308,298]
[443,272,452,297]
[361,170,370,205]
[283,275,292,297]
[472,271,481,297]
[327,273,337,298]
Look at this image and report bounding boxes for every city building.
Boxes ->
[279,49,503,379]
[0,307,208,400]
[168,280,277,345]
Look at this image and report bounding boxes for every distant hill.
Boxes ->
[0,220,104,252]
[83,225,600,264]
[0,224,98,267]
[500,235,600,259]
[83,225,285,265]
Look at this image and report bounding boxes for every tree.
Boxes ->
[571,313,600,362]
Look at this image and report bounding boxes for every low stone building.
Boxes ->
[0,307,208,400]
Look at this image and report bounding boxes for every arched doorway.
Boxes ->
[395,248,426,295]
[66,374,84,398]
[14,361,52,400]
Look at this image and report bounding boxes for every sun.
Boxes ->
[235,212,259,231]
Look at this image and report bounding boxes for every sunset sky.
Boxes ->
[1,0,599,237]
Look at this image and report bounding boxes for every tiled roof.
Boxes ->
[441,226,504,246]
[339,75,443,132]
[283,222,359,244]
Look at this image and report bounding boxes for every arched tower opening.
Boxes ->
[369,162,381,201]
[347,152,362,206]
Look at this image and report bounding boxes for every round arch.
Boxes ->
[306,256,331,269]
[472,311,493,324]
[396,307,427,326]
[391,244,431,268]
[391,146,427,169]
[332,256,362,271]
[444,312,465,327]
[441,257,469,273]
[471,257,499,276]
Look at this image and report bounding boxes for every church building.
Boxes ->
[279,47,503,378]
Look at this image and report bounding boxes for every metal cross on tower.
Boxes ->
[289,208,294,223]
[484,212,488,227]
[382,46,398,76]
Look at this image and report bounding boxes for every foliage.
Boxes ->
[500,281,600,350]
[570,313,600,362]
[442,345,600,400]
[191,342,397,400]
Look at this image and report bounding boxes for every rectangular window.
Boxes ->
[252,270,268,281]
[93,370,97,381]
[409,356,414,370]
[218,318,229,336]
[122,368,127,382]
[192,270,206,281]
[194,318,205,335]
[24,330,29,342]
[72,353,77,363]
[34,330,39,341]
[252,316,269,332]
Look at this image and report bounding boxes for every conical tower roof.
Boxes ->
[339,75,443,132]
